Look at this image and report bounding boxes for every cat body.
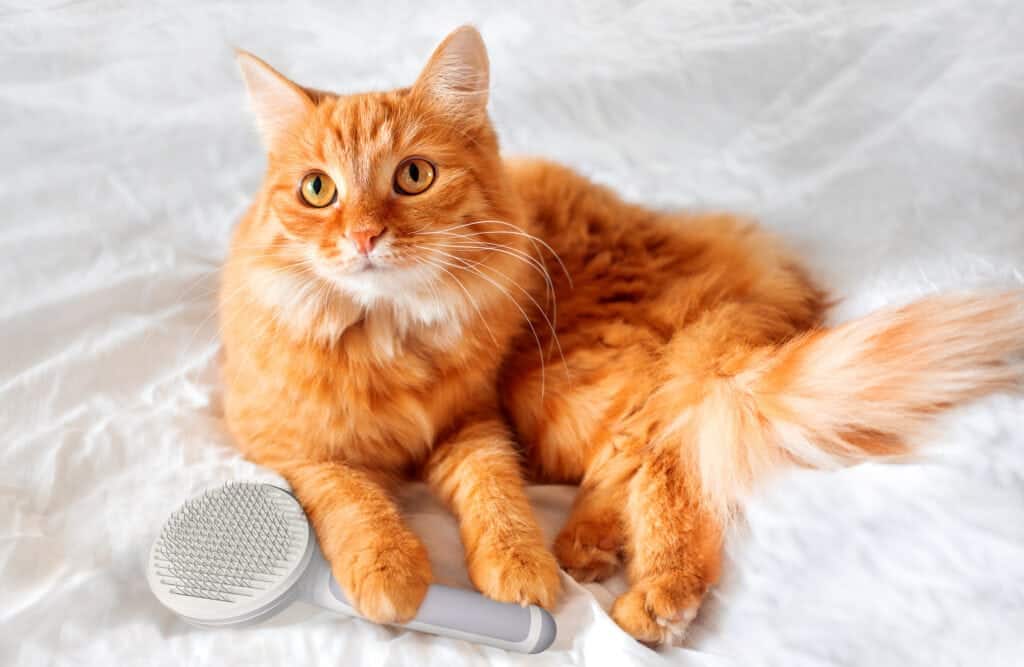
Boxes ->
[221,27,1024,644]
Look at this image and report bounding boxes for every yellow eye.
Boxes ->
[394,157,436,195]
[299,172,337,208]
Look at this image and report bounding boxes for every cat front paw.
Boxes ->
[337,535,432,624]
[468,539,562,609]
[553,519,622,583]
[610,577,704,646]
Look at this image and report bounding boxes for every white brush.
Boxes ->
[146,481,556,653]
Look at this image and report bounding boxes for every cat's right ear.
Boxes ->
[412,25,490,120]
[236,51,315,149]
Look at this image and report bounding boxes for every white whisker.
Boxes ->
[415,255,499,347]
[429,250,549,398]
[179,260,320,379]
[416,220,573,288]
[434,247,568,380]
[429,238,555,307]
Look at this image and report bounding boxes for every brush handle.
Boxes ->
[299,548,556,653]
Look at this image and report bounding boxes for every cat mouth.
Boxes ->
[348,255,405,275]
[314,252,407,281]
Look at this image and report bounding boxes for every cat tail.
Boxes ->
[662,291,1024,520]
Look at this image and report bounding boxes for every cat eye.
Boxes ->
[393,157,436,196]
[298,171,337,208]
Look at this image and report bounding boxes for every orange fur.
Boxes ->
[222,26,1024,644]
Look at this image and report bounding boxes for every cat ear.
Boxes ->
[236,51,315,148]
[413,25,490,119]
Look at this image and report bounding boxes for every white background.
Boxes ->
[2,1,1024,665]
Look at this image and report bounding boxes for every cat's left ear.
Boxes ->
[412,25,490,119]
[236,50,315,149]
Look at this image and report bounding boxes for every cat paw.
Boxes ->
[553,519,622,583]
[610,579,703,646]
[338,537,432,624]
[469,539,562,609]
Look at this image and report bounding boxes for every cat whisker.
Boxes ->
[179,260,324,376]
[417,221,573,288]
[416,225,558,307]
[179,255,319,304]
[428,238,556,307]
[175,269,222,304]
[429,250,553,398]
[414,256,499,347]
[172,247,297,304]
[433,248,568,382]
[425,234,569,364]
[426,236,559,355]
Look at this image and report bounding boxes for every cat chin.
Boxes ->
[251,260,466,348]
[330,261,463,326]
[331,260,435,299]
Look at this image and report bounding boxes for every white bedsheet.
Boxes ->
[3,1,1024,665]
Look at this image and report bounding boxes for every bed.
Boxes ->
[3,1,1024,665]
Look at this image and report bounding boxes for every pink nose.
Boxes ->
[346,227,385,255]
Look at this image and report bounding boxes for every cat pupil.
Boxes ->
[409,163,420,182]
[311,176,322,194]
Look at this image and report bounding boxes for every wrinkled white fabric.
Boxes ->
[2,1,1024,665]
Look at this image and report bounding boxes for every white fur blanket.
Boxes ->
[3,1,1023,665]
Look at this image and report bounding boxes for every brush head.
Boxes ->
[147,482,314,627]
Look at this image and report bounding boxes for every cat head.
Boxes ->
[234,26,527,342]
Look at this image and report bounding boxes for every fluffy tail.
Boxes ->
[668,292,1024,519]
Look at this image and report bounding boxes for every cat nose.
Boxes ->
[346,226,385,255]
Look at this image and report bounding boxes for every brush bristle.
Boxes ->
[152,482,308,603]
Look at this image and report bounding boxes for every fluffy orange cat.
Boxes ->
[221,26,1024,644]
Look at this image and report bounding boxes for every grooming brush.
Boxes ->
[146,481,557,653]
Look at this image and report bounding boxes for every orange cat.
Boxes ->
[221,26,1024,644]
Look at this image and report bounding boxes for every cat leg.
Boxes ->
[276,458,432,623]
[610,452,723,645]
[554,445,637,582]
[553,482,623,583]
[425,417,562,608]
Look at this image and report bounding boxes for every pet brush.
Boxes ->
[146,481,557,653]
